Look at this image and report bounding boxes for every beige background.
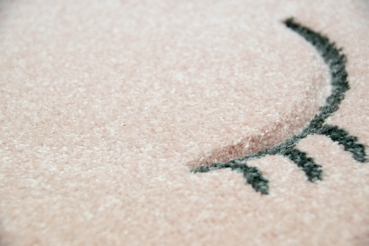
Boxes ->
[0,0,368,245]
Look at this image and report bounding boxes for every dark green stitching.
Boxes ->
[193,159,269,194]
[318,124,367,162]
[191,18,367,194]
[282,148,322,182]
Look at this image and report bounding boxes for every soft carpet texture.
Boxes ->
[0,0,368,245]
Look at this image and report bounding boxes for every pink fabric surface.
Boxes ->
[0,0,368,245]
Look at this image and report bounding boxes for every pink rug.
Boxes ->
[0,0,368,245]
